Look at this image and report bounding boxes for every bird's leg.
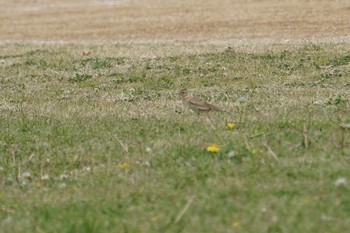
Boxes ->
[196,111,200,119]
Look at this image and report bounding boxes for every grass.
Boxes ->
[1,42,350,233]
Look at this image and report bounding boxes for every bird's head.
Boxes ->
[178,89,188,97]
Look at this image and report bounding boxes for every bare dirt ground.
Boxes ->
[0,0,350,43]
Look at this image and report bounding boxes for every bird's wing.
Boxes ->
[187,96,221,111]
[187,96,206,105]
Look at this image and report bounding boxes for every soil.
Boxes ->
[0,0,349,43]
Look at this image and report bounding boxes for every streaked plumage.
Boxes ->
[179,89,222,112]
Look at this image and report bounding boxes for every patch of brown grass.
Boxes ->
[1,0,350,43]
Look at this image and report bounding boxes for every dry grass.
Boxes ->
[1,0,350,43]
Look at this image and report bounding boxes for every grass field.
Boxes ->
[1,42,350,233]
[1,0,350,232]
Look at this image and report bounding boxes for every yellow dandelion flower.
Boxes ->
[119,162,130,169]
[303,197,311,204]
[207,145,220,153]
[232,221,241,228]
[152,215,161,222]
[251,149,257,155]
[227,122,235,129]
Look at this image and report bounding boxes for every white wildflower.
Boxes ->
[21,172,33,185]
[334,177,347,187]
[59,174,70,180]
[58,183,67,188]
[41,174,49,181]
[228,151,236,158]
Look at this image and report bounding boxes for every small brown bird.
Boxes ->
[179,89,223,113]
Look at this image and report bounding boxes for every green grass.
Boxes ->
[1,43,350,233]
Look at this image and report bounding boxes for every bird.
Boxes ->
[178,89,223,113]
